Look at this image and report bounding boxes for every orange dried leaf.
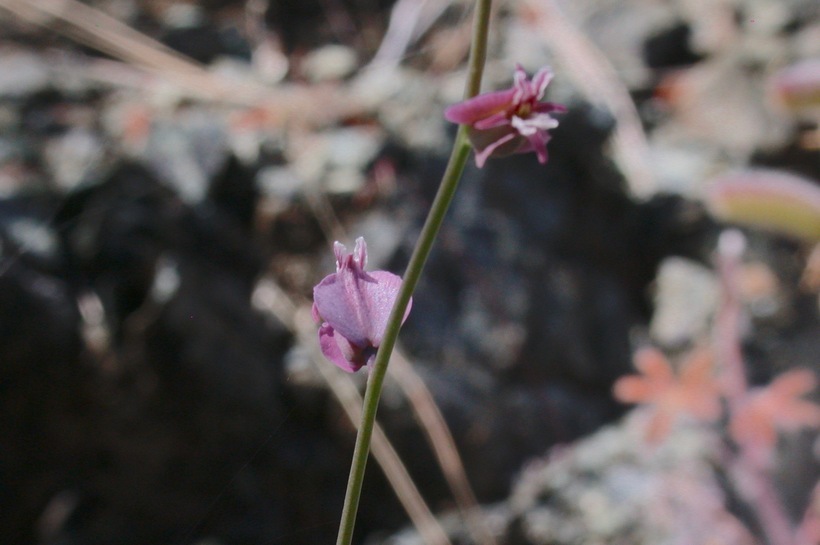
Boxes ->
[615,346,723,442]
[768,368,817,399]
[614,375,658,403]
[730,369,820,452]
[634,346,675,381]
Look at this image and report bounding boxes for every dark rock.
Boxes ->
[161,25,252,64]
[0,160,306,545]
[265,0,396,53]
[643,22,704,69]
[0,234,86,545]
[161,25,227,65]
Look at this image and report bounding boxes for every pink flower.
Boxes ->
[312,237,411,372]
[444,64,566,167]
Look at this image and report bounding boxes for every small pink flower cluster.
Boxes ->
[445,64,566,167]
[312,238,411,372]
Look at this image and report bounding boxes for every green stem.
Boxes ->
[334,1,492,544]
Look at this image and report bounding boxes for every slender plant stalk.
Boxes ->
[334,1,493,543]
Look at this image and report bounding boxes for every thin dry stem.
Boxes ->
[0,0,242,99]
[391,353,498,545]
[368,0,450,69]
[0,0,362,121]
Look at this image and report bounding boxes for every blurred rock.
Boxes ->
[658,57,792,156]
[380,416,755,545]
[143,107,229,203]
[643,22,704,69]
[0,203,86,545]
[302,45,358,82]
[289,127,383,195]
[0,161,303,545]
[0,49,50,98]
[650,257,719,347]
[265,0,396,53]
[43,128,105,192]
[500,417,753,545]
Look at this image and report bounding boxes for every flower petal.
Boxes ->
[313,270,373,347]
[520,113,560,131]
[314,237,412,372]
[512,64,529,102]
[530,67,554,99]
[473,132,518,167]
[524,129,550,164]
[335,238,372,275]
[445,64,564,167]
[352,237,367,270]
[313,267,407,348]
[510,116,557,164]
[319,323,363,372]
[533,102,568,114]
[359,270,408,344]
[474,112,512,130]
[444,89,516,125]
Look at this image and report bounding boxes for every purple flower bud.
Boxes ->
[312,237,411,372]
[445,64,566,167]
